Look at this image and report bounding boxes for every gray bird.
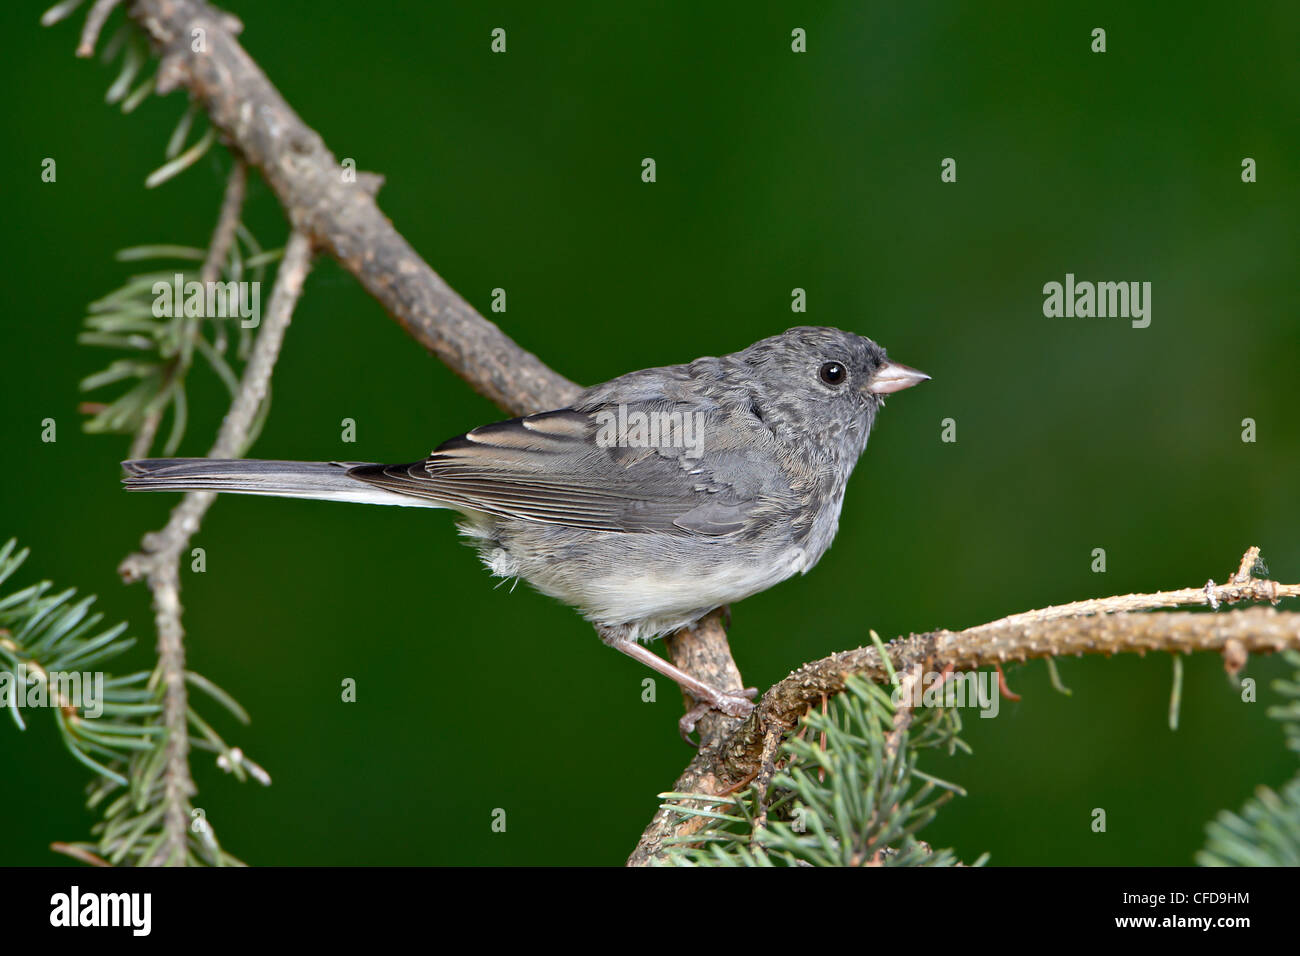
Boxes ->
[122,326,928,729]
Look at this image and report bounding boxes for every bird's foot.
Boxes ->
[599,630,757,742]
[679,686,758,743]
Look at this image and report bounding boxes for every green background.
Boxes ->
[2,1,1297,866]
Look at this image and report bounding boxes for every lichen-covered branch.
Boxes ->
[629,548,1300,864]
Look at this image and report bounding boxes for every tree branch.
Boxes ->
[628,548,1300,864]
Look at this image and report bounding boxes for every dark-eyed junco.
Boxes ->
[123,326,928,726]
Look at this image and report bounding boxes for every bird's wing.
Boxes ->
[345,406,793,535]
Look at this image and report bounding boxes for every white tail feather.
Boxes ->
[121,458,447,509]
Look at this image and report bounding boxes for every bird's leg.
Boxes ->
[600,629,757,733]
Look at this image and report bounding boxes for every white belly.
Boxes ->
[563,545,810,640]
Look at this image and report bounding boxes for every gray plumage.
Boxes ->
[123,327,927,718]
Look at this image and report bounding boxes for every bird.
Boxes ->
[122,326,928,731]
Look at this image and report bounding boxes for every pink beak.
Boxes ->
[864,361,931,395]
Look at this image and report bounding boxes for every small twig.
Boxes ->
[818,691,829,781]
[884,664,924,762]
[199,158,247,284]
[119,231,314,865]
[130,160,248,460]
[964,549,1290,636]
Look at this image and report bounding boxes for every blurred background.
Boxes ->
[2,0,1297,865]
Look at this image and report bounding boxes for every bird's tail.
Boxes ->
[121,458,445,508]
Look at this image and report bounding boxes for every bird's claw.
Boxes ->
[679,686,759,744]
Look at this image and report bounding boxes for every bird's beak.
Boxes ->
[864,361,931,395]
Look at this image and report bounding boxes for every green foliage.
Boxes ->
[65,14,283,459]
[44,9,218,181]
[79,237,281,457]
[1197,651,1300,866]
[659,674,986,867]
[0,538,267,865]
[0,538,153,783]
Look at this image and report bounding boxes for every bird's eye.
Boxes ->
[819,361,846,386]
